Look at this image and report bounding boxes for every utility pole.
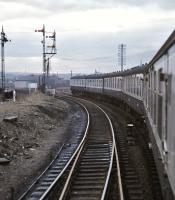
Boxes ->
[35,25,56,92]
[118,44,126,71]
[42,24,46,92]
[1,26,9,91]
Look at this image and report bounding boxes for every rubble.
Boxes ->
[0,157,10,164]
[0,92,69,199]
[3,115,18,122]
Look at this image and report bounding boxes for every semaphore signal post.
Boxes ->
[0,26,10,91]
[35,24,57,92]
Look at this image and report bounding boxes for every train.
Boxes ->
[70,30,175,200]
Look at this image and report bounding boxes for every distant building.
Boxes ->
[28,83,38,91]
[14,80,28,89]
[15,80,37,89]
[14,80,37,100]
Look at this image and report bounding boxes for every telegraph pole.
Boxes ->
[1,26,9,91]
[42,24,46,91]
[118,44,126,71]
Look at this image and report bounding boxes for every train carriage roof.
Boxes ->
[71,64,147,79]
[146,30,175,70]
[71,30,175,80]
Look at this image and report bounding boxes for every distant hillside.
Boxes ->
[5,72,85,81]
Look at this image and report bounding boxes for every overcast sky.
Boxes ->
[0,0,175,74]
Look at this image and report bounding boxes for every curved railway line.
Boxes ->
[85,97,163,200]
[58,98,123,200]
[18,97,123,200]
[18,96,162,200]
[18,99,88,200]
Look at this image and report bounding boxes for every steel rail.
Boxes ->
[18,144,64,200]
[59,97,124,200]
[59,136,85,200]
[37,100,90,200]
[78,98,124,200]
[95,103,124,200]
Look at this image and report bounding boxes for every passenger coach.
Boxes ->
[70,30,175,199]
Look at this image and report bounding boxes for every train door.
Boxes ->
[164,52,173,166]
[159,54,169,164]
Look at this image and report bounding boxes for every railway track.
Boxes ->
[18,96,163,200]
[89,98,163,200]
[18,99,88,200]
[18,97,124,200]
[58,98,123,200]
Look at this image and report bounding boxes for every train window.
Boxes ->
[154,71,157,90]
[167,74,172,105]
[129,76,131,93]
[127,78,129,92]
[158,68,163,93]
[148,73,151,88]
[153,93,157,125]
[134,76,136,95]
[157,94,163,139]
